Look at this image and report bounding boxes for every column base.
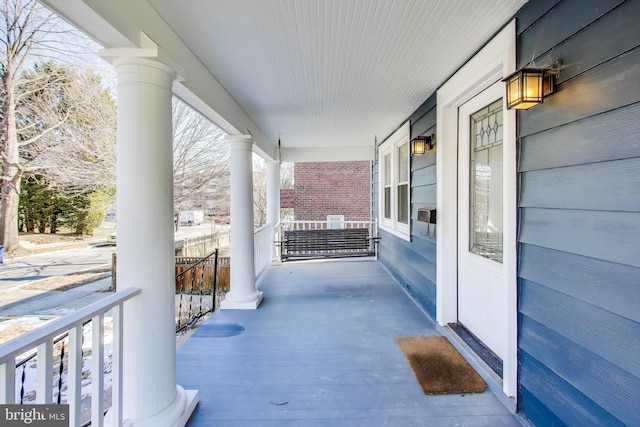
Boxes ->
[177,389,199,426]
[221,290,264,309]
[109,386,198,427]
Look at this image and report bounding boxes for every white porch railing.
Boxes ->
[254,223,275,277]
[0,287,140,427]
[279,220,377,238]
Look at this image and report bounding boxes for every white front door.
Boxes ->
[457,82,507,363]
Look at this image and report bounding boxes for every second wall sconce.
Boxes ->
[410,134,434,156]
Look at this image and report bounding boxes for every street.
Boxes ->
[0,223,222,322]
[0,246,115,292]
[175,223,228,240]
[0,224,221,292]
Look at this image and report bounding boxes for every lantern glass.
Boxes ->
[411,138,426,156]
[504,68,544,110]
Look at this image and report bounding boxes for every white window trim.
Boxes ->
[327,215,345,229]
[378,121,410,241]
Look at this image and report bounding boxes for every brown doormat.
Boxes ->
[397,336,487,394]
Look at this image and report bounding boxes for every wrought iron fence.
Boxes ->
[175,249,219,332]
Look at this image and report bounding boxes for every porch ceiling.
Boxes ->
[42,0,527,160]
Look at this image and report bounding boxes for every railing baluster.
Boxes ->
[56,341,65,404]
[36,340,53,403]
[0,362,15,403]
[109,303,123,427]
[92,313,105,427]
[177,269,186,330]
[67,325,83,426]
[19,363,26,403]
[197,258,206,315]
[212,249,219,312]
[187,267,196,323]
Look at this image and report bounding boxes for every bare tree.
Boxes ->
[32,66,116,195]
[172,97,230,220]
[252,155,267,227]
[280,162,294,189]
[0,0,95,252]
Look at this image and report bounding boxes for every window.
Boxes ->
[397,142,409,224]
[383,154,391,219]
[327,215,345,229]
[379,121,410,239]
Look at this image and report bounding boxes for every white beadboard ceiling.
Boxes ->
[49,0,528,154]
[146,0,527,151]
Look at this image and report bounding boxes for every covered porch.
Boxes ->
[177,259,520,426]
[10,1,635,425]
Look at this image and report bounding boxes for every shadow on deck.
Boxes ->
[177,258,521,426]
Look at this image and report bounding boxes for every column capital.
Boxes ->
[227,134,254,151]
[100,32,185,81]
[109,57,176,92]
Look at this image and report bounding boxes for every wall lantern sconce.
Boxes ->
[410,134,434,156]
[503,61,561,110]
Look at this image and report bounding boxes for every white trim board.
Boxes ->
[378,121,411,241]
[435,19,518,400]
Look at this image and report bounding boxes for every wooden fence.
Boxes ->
[110,254,229,293]
[174,255,230,292]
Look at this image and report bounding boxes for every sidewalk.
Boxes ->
[0,277,114,345]
[0,277,113,317]
[0,225,215,344]
[5,236,108,261]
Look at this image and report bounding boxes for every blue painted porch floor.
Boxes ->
[177,259,521,426]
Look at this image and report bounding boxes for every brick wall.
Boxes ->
[280,189,294,209]
[293,161,371,221]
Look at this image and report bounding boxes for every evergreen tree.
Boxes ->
[1,0,107,252]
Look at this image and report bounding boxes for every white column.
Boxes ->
[221,135,263,309]
[266,160,280,259]
[113,57,196,426]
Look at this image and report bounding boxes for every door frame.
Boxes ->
[435,20,517,399]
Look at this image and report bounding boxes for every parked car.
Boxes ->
[107,231,117,245]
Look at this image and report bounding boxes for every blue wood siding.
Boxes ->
[373,1,639,424]
[515,0,640,425]
[376,93,437,319]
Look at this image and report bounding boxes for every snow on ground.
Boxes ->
[12,311,114,405]
[7,294,214,415]
[0,315,58,344]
